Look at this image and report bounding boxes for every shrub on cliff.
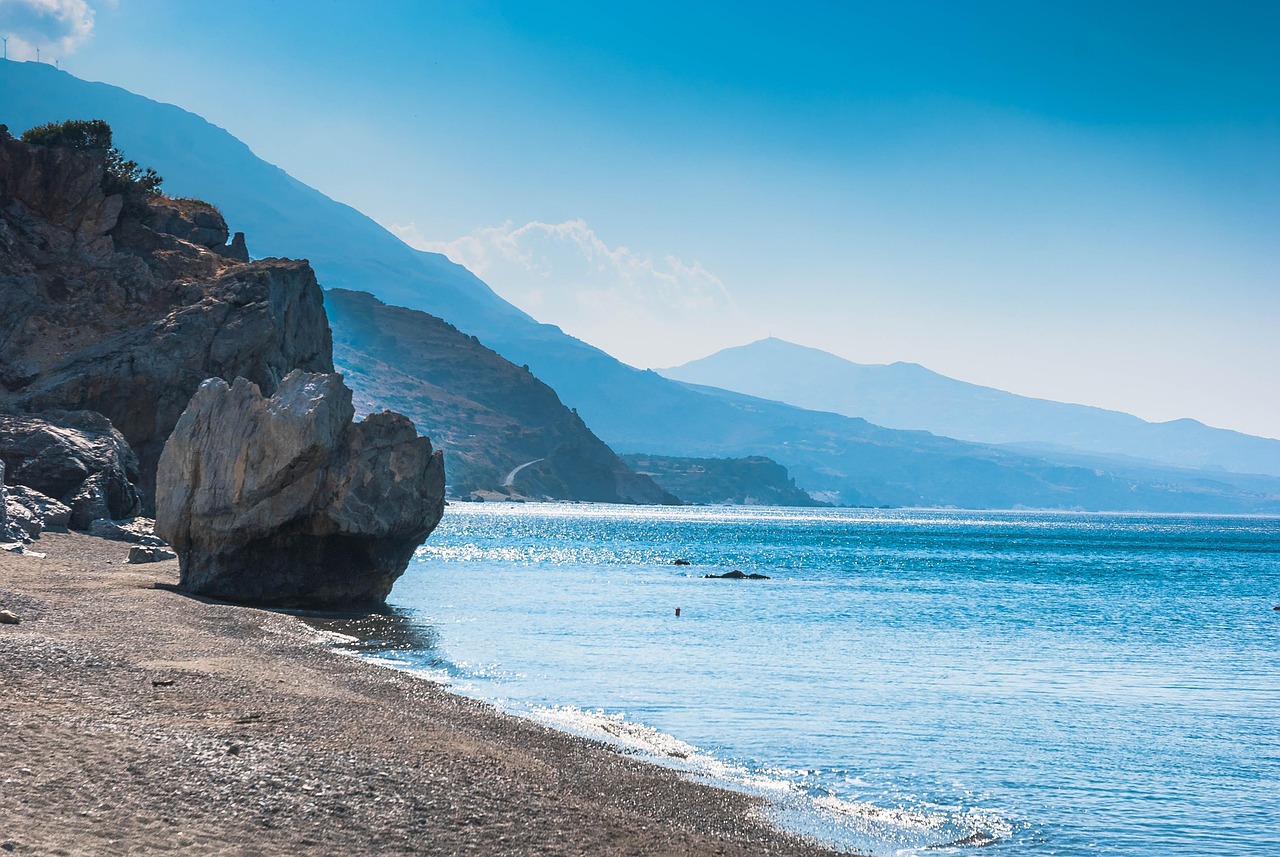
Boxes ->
[21,118,163,208]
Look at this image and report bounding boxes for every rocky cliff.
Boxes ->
[0,125,332,505]
[1,122,445,605]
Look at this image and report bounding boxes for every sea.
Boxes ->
[337,503,1280,856]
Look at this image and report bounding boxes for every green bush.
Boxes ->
[21,118,164,203]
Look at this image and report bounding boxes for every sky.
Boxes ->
[3,0,1278,438]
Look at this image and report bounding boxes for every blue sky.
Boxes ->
[4,0,1278,437]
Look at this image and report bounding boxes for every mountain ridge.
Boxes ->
[661,336,1280,476]
[10,59,1279,512]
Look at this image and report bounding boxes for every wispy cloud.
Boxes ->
[0,0,97,62]
[389,219,741,366]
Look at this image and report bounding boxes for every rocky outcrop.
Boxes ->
[156,371,445,607]
[0,127,332,505]
[0,411,143,528]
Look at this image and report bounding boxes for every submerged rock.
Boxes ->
[156,371,445,607]
[703,570,771,580]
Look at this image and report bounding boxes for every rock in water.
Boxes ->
[156,371,445,607]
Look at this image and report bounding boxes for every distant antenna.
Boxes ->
[2,37,8,60]
[35,45,40,63]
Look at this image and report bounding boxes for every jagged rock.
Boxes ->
[0,411,143,529]
[88,517,164,545]
[0,128,333,506]
[128,544,176,564]
[4,483,72,540]
[145,197,229,248]
[156,371,445,607]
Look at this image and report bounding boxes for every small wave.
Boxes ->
[520,704,1014,856]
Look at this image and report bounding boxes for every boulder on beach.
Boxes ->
[0,411,144,530]
[128,544,177,564]
[156,370,445,607]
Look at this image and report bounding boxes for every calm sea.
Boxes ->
[351,504,1280,855]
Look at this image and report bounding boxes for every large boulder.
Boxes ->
[156,371,445,607]
[0,410,143,529]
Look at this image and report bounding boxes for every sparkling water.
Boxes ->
[359,504,1280,855]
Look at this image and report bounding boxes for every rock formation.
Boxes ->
[0,411,144,528]
[0,126,332,505]
[156,371,445,607]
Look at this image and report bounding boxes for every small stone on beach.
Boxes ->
[0,609,19,624]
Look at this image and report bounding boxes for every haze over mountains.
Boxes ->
[7,59,1279,512]
[663,338,1280,477]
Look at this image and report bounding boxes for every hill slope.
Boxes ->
[10,60,1279,512]
[325,289,676,504]
[661,338,1280,476]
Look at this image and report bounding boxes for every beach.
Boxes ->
[0,532,843,856]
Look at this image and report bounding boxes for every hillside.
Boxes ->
[325,289,676,504]
[620,455,825,507]
[661,337,1280,476]
[10,60,1280,512]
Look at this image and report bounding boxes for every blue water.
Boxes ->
[361,503,1280,855]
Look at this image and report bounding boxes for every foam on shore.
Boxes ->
[321,625,1016,856]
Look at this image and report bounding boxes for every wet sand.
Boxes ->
[0,532,846,856]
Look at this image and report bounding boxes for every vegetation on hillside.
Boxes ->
[21,118,163,210]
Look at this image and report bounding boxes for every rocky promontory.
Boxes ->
[1,121,444,605]
[0,123,332,505]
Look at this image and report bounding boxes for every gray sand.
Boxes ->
[0,532,847,856]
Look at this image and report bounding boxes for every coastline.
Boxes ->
[0,532,847,856]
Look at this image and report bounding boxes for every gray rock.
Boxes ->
[3,483,73,540]
[0,609,19,624]
[128,544,177,563]
[156,371,445,607]
[0,411,144,529]
[88,517,164,545]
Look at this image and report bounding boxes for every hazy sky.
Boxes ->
[4,1,1278,437]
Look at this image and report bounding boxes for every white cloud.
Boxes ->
[389,218,744,366]
[0,0,97,62]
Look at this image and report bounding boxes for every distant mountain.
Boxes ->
[662,337,1280,477]
[11,60,1280,513]
[621,454,826,507]
[325,289,677,505]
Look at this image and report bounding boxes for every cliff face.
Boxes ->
[325,288,678,505]
[0,126,332,503]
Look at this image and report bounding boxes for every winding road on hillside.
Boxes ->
[502,458,547,488]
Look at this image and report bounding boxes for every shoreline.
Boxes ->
[0,532,848,856]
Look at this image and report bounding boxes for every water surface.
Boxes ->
[366,504,1280,855]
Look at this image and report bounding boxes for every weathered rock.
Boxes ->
[128,544,176,564]
[4,484,72,540]
[145,197,229,249]
[0,128,333,506]
[0,609,19,624]
[156,371,445,607]
[0,411,143,529]
[88,516,164,545]
[703,570,770,580]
